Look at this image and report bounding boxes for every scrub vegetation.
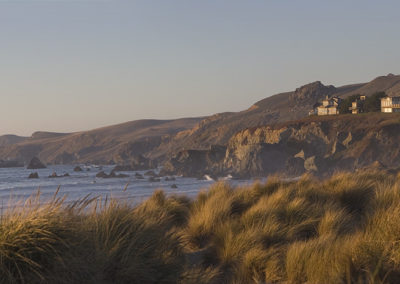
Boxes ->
[1,170,400,283]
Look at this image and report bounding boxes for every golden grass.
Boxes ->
[2,169,400,283]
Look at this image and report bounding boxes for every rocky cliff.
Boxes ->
[162,113,400,178]
[151,74,400,160]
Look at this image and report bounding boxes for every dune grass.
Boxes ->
[1,170,400,283]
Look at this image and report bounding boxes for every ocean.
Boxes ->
[0,165,258,209]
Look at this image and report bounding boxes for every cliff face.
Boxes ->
[160,145,226,178]
[163,113,400,178]
[151,81,341,160]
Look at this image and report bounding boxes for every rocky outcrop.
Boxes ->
[28,172,39,179]
[224,114,400,177]
[162,113,400,178]
[289,81,336,103]
[160,145,227,178]
[148,177,161,182]
[74,166,83,172]
[27,157,46,169]
[48,172,70,178]
[96,171,129,179]
[135,173,145,179]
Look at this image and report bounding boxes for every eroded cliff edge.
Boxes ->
[161,113,400,178]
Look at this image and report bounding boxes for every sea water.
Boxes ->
[0,165,258,209]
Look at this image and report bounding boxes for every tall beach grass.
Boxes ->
[1,170,400,283]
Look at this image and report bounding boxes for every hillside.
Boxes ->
[0,118,202,164]
[1,74,399,167]
[0,134,28,147]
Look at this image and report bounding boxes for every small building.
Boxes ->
[349,95,366,114]
[317,96,341,116]
[381,96,400,113]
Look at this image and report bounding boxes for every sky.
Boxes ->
[1,0,400,136]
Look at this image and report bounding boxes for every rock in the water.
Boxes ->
[165,176,176,181]
[96,171,129,179]
[27,157,46,169]
[48,172,69,178]
[148,176,161,182]
[144,170,158,177]
[28,172,39,179]
[49,172,58,178]
[135,173,144,179]
[74,166,83,172]
[171,184,178,189]
[96,171,108,178]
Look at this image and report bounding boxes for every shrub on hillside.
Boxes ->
[364,92,387,112]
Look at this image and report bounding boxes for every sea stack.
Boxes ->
[27,157,46,169]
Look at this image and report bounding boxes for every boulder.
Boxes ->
[96,171,129,179]
[28,172,39,179]
[49,172,58,178]
[74,166,83,172]
[96,171,108,178]
[144,170,158,177]
[48,172,70,178]
[27,157,46,169]
[148,177,161,182]
[135,173,144,179]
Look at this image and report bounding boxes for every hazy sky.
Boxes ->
[1,0,400,136]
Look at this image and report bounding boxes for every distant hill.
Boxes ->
[0,118,203,164]
[0,74,399,166]
[0,135,28,147]
[31,132,69,140]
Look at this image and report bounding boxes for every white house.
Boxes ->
[381,97,400,113]
[349,96,366,114]
[317,96,341,116]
